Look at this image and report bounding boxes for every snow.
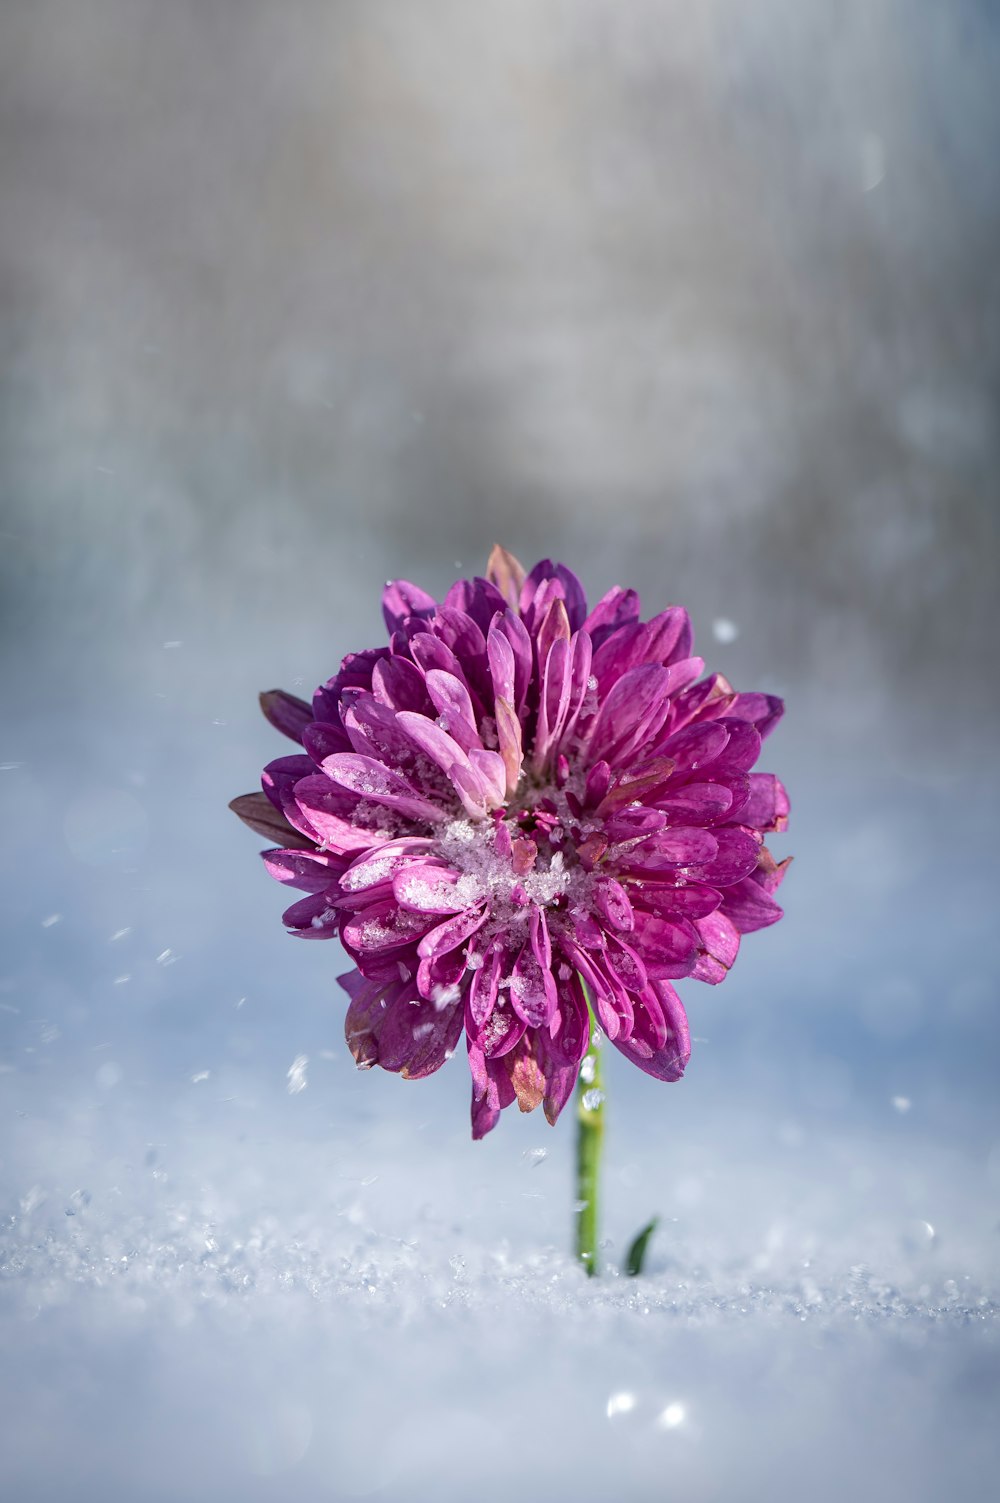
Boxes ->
[1,1052,997,1502]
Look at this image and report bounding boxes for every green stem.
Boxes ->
[574,995,605,1276]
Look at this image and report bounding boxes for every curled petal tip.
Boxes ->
[485,545,526,609]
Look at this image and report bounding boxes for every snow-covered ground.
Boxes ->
[2,1066,997,1502]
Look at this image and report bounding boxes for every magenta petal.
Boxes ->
[320,751,446,824]
[726,692,785,739]
[339,838,437,895]
[719,875,784,933]
[630,880,721,921]
[684,827,762,887]
[495,609,533,712]
[691,911,741,983]
[530,905,553,970]
[293,772,399,854]
[261,848,344,891]
[657,721,730,772]
[494,696,523,797]
[531,634,572,773]
[393,862,471,914]
[657,782,733,824]
[417,905,487,962]
[467,943,503,1030]
[395,712,491,818]
[342,901,433,957]
[587,664,673,767]
[510,940,558,1028]
[628,914,699,979]
[591,877,634,932]
[614,827,718,873]
[425,669,483,753]
[741,773,791,833]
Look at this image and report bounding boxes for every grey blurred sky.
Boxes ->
[2,0,998,758]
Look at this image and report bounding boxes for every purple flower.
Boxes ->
[232,548,790,1138]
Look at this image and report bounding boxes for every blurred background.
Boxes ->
[1,3,998,1500]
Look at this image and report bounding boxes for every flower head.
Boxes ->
[232,547,789,1138]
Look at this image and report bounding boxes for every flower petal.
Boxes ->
[259,689,313,744]
[611,982,690,1081]
[382,579,437,632]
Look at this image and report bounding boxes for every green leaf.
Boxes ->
[623,1216,660,1277]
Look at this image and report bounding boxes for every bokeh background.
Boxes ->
[1,3,998,1500]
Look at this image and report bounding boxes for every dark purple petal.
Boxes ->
[444,576,509,634]
[302,720,352,766]
[371,655,431,713]
[382,579,438,632]
[259,689,313,744]
[313,649,388,724]
[262,755,319,841]
[230,792,315,850]
[719,875,784,933]
[520,560,588,633]
[376,992,465,1078]
[611,982,690,1080]
[469,1041,517,1138]
[582,587,641,650]
[282,891,339,938]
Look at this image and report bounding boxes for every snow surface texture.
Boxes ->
[3,1047,998,1502]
